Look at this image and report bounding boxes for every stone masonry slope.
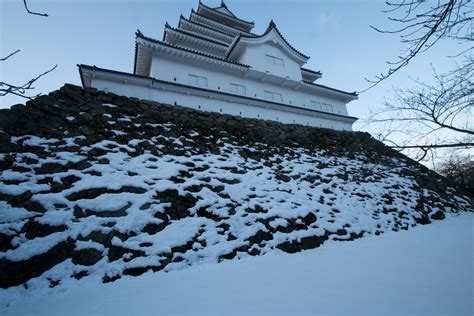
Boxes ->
[0,84,471,290]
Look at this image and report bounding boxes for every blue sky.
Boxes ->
[0,0,460,133]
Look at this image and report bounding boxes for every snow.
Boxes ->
[0,131,471,302]
[0,202,34,224]
[1,232,69,261]
[1,213,472,316]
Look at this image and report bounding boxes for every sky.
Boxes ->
[0,0,464,136]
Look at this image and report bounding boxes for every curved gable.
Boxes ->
[227,21,309,65]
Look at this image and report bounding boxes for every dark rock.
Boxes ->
[246,230,272,245]
[23,220,68,239]
[217,178,240,185]
[196,207,222,221]
[156,191,197,220]
[14,190,33,204]
[335,229,347,236]
[72,248,103,266]
[0,233,13,252]
[219,250,237,260]
[66,186,147,201]
[430,210,445,220]
[276,174,291,182]
[84,202,131,218]
[21,200,47,213]
[414,214,431,225]
[102,274,121,283]
[246,205,267,214]
[36,163,68,174]
[123,265,160,277]
[108,245,145,262]
[69,160,92,170]
[73,205,87,218]
[61,175,81,187]
[0,238,75,288]
[72,271,88,280]
[171,239,195,254]
[277,241,301,254]
[278,235,324,254]
[79,230,113,245]
[142,222,166,235]
[302,212,317,225]
[300,236,324,250]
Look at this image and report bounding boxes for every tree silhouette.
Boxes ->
[367,0,473,161]
[0,1,56,100]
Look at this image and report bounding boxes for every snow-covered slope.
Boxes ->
[2,213,472,315]
[0,84,471,292]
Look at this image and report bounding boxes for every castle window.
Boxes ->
[229,83,246,95]
[264,90,283,102]
[310,100,322,111]
[266,54,284,67]
[188,74,208,88]
[323,103,333,112]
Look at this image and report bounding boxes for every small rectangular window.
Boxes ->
[229,83,246,95]
[264,90,283,102]
[266,54,285,67]
[323,103,333,112]
[188,74,208,88]
[310,100,322,111]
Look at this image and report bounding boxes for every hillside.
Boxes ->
[0,84,472,291]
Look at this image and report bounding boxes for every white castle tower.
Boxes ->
[79,1,358,130]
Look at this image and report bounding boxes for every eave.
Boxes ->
[134,30,249,77]
[178,15,235,44]
[302,80,358,102]
[301,68,323,82]
[163,24,229,57]
[78,64,358,123]
[190,10,256,38]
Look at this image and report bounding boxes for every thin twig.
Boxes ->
[23,0,48,17]
[0,50,21,61]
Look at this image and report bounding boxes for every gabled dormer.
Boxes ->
[226,21,309,80]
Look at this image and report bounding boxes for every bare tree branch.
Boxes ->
[0,63,57,99]
[0,1,52,100]
[23,0,48,17]
[362,0,473,91]
[391,143,474,149]
[0,50,21,61]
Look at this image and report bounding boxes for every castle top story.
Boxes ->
[79,1,358,130]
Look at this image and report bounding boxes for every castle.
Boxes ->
[78,1,358,130]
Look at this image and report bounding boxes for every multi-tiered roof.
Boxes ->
[134,1,327,84]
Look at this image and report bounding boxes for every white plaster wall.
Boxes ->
[91,77,353,131]
[150,55,349,116]
[238,42,302,81]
